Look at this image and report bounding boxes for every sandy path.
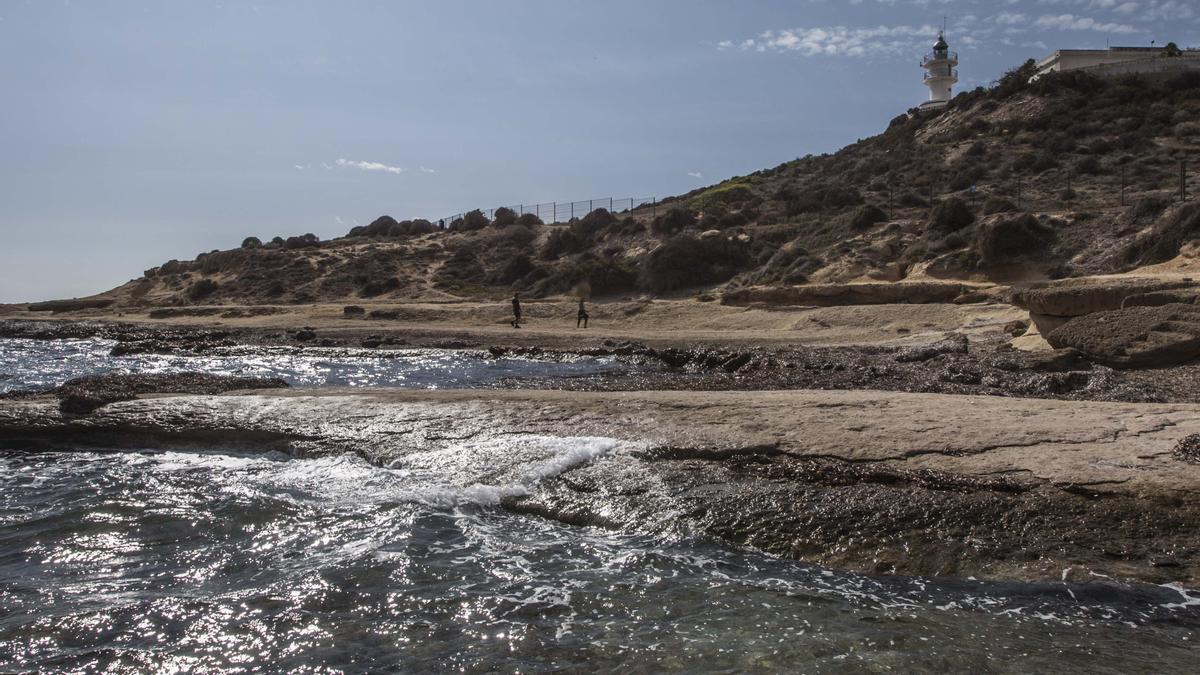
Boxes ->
[0,299,1026,349]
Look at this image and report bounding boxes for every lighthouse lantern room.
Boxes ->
[920,31,958,111]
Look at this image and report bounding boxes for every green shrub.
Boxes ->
[927,197,976,234]
[639,234,751,292]
[974,214,1056,264]
[187,279,219,301]
[409,219,436,235]
[460,209,489,231]
[491,254,536,285]
[896,190,927,208]
[785,184,863,216]
[516,213,544,227]
[359,277,401,297]
[283,233,320,250]
[541,228,586,260]
[849,204,888,231]
[651,207,697,236]
[489,224,536,252]
[982,196,1017,215]
[1075,156,1103,175]
[690,182,755,210]
[241,237,262,249]
[492,207,517,228]
[576,208,618,238]
[361,216,398,237]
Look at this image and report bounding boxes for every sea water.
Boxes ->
[0,339,1197,672]
[0,337,632,393]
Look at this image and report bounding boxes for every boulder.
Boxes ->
[1011,279,1196,318]
[1047,303,1200,368]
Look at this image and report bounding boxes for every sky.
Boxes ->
[1,0,1197,302]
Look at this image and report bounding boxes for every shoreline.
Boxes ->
[0,298,1025,350]
[7,315,1200,404]
[3,386,1199,585]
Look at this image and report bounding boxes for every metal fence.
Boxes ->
[434,197,659,228]
[428,158,1197,231]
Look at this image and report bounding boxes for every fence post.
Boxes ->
[1183,160,1188,202]
[652,197,657,219]
[609,197,613,211]
[1017,175,1022,210]
[1120,166,1126,207]
[552,202,556,224]
[1066,169,1072,207]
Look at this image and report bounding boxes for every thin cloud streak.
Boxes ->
[335,158,406,175]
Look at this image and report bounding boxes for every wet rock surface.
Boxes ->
[1,388,1198,584]
[3,373,288,414]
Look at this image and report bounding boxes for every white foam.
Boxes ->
[1159,583,1200,610]
[107,435,630,511]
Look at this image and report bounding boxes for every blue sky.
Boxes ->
[1,0,1197,302]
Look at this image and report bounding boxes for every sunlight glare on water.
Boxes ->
[0,337,632,392]
[0,445,1198,673]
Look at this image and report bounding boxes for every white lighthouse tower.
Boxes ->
[920,31,958,111]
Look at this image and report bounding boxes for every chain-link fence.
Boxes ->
[429,158,1197,231]
[434,197,659,229]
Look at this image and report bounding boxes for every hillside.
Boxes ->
[70,62,1200,309]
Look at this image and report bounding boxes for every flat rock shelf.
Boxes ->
[4,387,1199,584]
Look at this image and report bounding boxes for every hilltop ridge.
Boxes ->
[33,61,1200,309]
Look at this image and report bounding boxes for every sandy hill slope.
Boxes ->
[55,62,1200,310]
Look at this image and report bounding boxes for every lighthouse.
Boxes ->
[920,31,958,110]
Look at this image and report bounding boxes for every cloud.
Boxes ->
[419,166,439,174]
[1033,13,1138,32]
[721,24,940,58]
[335,158,405,174]
[687,171,704,179]
[993,12,1028,25]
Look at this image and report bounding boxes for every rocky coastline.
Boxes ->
[7,317,1200,403]
[1,386,1198,585]
[5,309,1200,587]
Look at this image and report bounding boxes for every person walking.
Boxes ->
[576,298,589,329]
[511,293,522,328]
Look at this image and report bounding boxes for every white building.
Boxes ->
[919,32,958,111]
[1035,45,1200,78]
